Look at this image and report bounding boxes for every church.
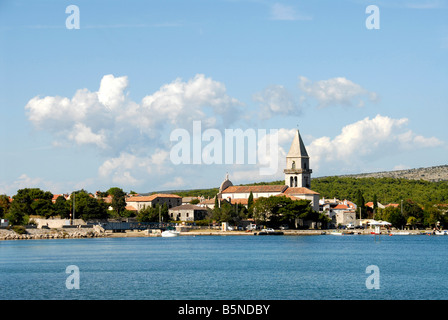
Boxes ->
[217,129,320,212]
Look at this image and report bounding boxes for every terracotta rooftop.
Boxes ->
[283,187,320,195]
[126,193,181,202]
[222,185,288,194]
[169,204,209,211]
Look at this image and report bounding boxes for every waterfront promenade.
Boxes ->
[0,226,429,240]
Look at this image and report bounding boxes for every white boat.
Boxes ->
[329,231,354,236]
[330,232,343,236]
[434,230,447,236]
[161,230,180,237]
[389,232,410,236]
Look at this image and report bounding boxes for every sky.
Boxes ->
[0,0,447,196]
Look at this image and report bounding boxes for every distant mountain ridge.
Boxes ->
[330,165,448,182]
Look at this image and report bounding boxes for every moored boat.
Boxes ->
[161,230,180,237]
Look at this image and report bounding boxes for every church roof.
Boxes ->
[221,185,288,194]
[287,130,309,158]
[284,187,320,195]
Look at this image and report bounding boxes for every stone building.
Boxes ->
[169,204,210,221]
[125,193,182,212]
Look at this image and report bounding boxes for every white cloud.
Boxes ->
[253,85,301,119]
[162,177,185,189]
[25,74,243,190]
[299,76,378,108]
[270,3,312,21]
[0,174,87,196]
[97,74,128,110]
[68,123,107,149]
[306,114,444,174]
[25,74,242,151]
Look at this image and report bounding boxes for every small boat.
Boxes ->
[389,232,410,236]
[161,230,180,237]
[330,232,343,236]
[434,230,447,236]
[330,231,354,236]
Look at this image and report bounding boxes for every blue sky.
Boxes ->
[0,0,447,195]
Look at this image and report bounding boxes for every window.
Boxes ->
[292,161,296,169]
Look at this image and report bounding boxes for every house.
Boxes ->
[199,198,218,209]
[182,196,203,205]
[125,194,182,212]
[365,201,385,209]
[169,204,210,222]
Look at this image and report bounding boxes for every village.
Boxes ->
[2,128,437,239]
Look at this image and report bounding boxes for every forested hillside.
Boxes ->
[165,171,448,207]
[310,176,448,206]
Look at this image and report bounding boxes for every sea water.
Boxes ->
[1,234,447,300]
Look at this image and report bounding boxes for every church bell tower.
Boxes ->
[284,129,312,188]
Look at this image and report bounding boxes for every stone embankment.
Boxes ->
[0,227,105,241]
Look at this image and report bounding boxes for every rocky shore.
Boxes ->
[0,226,432,240]
[0,227,106,240]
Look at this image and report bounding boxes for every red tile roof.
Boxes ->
[222,185,288,194]
[126,193,181,202]
[283,187,320,195]
[334,204,349,210]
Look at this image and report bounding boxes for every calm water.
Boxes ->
[1,234,447,300]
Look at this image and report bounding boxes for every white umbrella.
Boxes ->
[369,220,391,226]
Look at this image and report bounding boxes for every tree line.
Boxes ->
[0,187,130,226]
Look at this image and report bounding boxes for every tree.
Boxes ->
[0,195,11,218]
[6,193,31,225]
[72,191,108,221]
[214,196,219,209]
[107,187,127,217]
[402,199,424,221]
[382,206,406,229]
[355,189,367,218]
[137,204,169,222]
[407,216,418,230]
[247,191,254,218]
[373,194,378,213]
[54,196,70,218]
[31,199,54,218]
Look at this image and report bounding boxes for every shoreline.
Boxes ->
[0,227,432,240]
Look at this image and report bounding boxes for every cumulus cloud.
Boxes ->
[25,74,243,188]
[306,114,444,173]
[299,76,378,108]
[253,85,301,119]
[25,74,242,151]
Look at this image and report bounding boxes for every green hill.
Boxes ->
[169,176,448,207]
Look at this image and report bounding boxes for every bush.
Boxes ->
[13,225,27,234]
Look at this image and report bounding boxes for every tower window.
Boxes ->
[292,161,296,169]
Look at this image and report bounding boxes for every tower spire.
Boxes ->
[284,129,312,188]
